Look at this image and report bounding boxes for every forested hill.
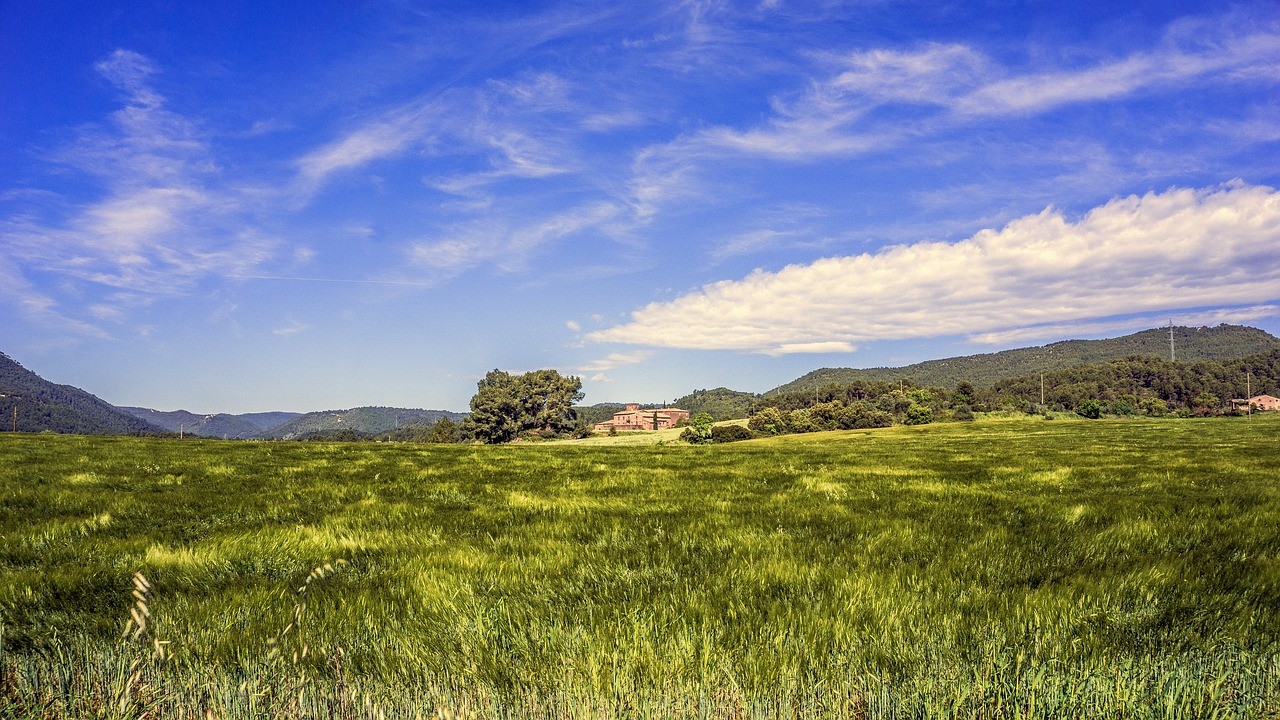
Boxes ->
[119,408,271,439]
[672,388,758,419]
[0,353,161,435]
[260,407,467,440]
[988,350,1280,412]
[770,324,1280,393]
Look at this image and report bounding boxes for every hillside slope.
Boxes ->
[0,353,161,435]
[770,324,1280,393]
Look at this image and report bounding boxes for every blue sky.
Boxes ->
[3,1,1280,413]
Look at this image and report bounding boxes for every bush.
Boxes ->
[904,404,933,425]
[786,409,821,433]
[710,425,754,443]
[853,411,894,429]
[1076,399,1103,419]
[748,407,788,435]
[680,412,715,444]
[953,405,975,422]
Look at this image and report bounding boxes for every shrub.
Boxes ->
[853,411,893,429]
[710,425,754,443]
[786,409,821,433]
[953,405,974,422]
[1076,399,1103,419]
[748,407,788,435]
[904,404,933,425]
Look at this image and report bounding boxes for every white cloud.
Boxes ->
[579,350,655,373]
[589,182,1280,354]
[566,319,582,332]
[759,341,857,356]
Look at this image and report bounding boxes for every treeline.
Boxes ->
[732,350,1280,440]
[743,380,974,437]
[987,350,1280,416]
[289,417,465,443]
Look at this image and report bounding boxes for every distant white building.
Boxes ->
[1232,394,1280,412]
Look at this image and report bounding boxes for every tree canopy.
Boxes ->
[465,369,584,443]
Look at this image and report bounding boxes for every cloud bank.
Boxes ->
[589,182,1280,354]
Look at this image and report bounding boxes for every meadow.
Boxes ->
[2,415,1279,718]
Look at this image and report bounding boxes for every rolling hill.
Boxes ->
[769,324,1280,393]
[0,353,161,435]
[118,408,279,439]
[260,406,467,440]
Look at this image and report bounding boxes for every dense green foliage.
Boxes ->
[465,369,584,443]
[989,350,1280,415]
[0,352,160,435]
[750,381,946,436]
[770,324,1280,394]
[676,411,715,443]
[749,350,1280,435]
[2,418,1278,717]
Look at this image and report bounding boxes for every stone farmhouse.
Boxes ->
[1231,394,1280,412]
[594,403,691,432]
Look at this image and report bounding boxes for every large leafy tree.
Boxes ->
[465,369,584,443]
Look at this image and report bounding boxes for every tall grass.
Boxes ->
[2,416,1279,717]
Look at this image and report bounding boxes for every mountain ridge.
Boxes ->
[0,353,162,435]
[768,324,1280,394]
[260,406,468,440]
[118,407,294,439]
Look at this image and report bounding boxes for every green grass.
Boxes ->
[2,416,1279,718]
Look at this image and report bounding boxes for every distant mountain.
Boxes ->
[260,406,467,440]
[769,324,1280,393]
[119,408,269,439]
[0,353,161,435]
[119,408,301,437]
[236,412,301,431]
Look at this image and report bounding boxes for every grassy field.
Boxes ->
[2,416,1279,718]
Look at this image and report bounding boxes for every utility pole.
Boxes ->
[1247,370,1252,421]
[1168,320,1175,362]
[1040,373,1045,408]
[179,423,184,439]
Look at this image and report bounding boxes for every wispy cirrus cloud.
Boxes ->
[628,18,1280,212]
[407,201,622,279]
[590,182,1280,355]
[0,50,278,335]
[295,70,603,198]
